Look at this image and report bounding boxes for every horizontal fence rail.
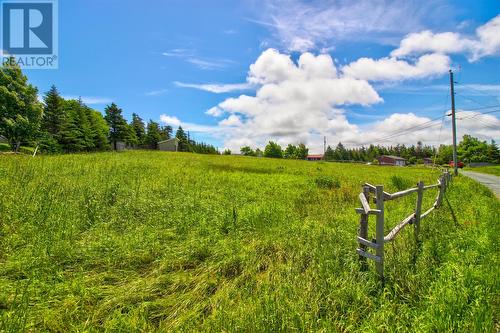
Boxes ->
[356,171,452,279]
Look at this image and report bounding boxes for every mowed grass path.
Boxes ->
[0,151,498,332]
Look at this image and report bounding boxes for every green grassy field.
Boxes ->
[0,151,498,332]
[465,165,500,177]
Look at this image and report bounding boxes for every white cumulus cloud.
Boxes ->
[208,49,382,151]
[391,14,500,61]
[205,107,224,117]
[159,115,182,127]
[342,53,450,81]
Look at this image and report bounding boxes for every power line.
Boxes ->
[456,84,500,100]
[363,108,499,144]
[472,118,500,130]
[345,117,445,146]
[374,122,445,144]
[456,93,491,109]
[456,109,500,118]
[455,104,500,112]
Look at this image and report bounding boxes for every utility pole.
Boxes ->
[449,70,458,176]
[324,136,326,155]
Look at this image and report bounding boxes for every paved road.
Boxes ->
[461,171,500,199]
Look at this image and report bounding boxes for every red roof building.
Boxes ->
[307,154,323,161]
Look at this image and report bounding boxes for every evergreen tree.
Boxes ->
[40,85,64,152]
[75,100,95,151]
[42,85,64,135]
[175,126,189,152]
[131,113,146,146]
[124,123,139,147]
[487,140,500,164]
[59,101,83,152]
[334,142,347,160]
[324,145,335,161]
[88,109,109,151]
[0,57,43,151]
[160,125,173,141]
[104,103,128,150]
[145,120,162,149]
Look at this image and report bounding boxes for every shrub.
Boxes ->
[315,175,340,189]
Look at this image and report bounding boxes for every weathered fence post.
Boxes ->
[375,185,385,279]
[359,185,370,270]
[414,181,424,241]
[436,175,445,208]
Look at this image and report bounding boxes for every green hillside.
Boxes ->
[0,151,498,332]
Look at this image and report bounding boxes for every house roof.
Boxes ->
[307,154,324,158]
[379,155,406,160]
[158,138,179,144]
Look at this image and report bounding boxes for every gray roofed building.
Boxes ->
[158,138,179,152]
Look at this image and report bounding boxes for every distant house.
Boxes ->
[158,138,179,152]
[378,155,406,166]
[307,154,323,161]
[423,158,433,165]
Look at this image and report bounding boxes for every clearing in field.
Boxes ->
[0,151,498,331]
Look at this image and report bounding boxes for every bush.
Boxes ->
[315,175,341,189]
[372,159,379,165]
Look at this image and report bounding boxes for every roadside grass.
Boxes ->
[0,151,498,332]
[465,165,500,177]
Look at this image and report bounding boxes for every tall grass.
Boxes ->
[0,151,498,331]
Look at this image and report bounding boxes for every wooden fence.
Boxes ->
[356,171,452,279]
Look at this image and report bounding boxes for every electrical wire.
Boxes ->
[456,84,500,100]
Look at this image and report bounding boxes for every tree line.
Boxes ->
[0,58,217,154]
[239,142,309,159]
[322,139,499,164]
[239,138,499,164]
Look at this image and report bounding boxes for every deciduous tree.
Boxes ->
[0,57,43,151]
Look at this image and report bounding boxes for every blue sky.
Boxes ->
[20,0,500,152]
